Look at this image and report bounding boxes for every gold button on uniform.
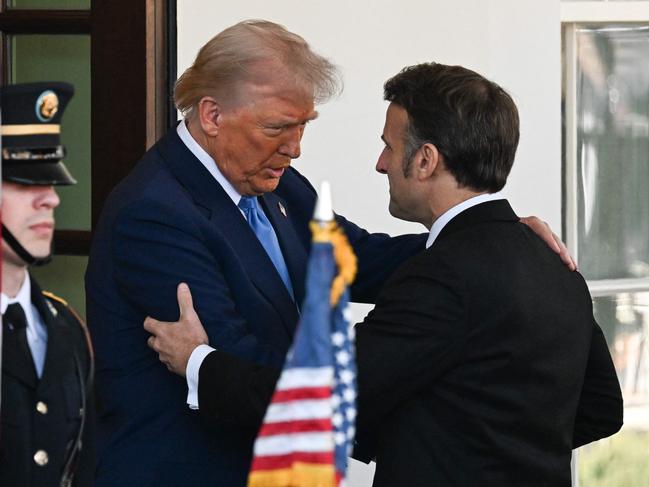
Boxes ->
[34,450,49,466]
[36,401,48,415]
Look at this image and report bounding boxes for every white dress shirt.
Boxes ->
[1,271,48,378]
[177,119,242,206]
[425,192,504,248]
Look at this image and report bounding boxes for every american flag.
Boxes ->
[248,232,357,487]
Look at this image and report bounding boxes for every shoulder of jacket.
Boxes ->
[283,166,317,195]
[42,289,69,307]
[42,290,86,327]
[41,290,94,355]
[42,290,95,391]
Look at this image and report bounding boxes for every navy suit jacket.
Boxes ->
[85,126,424,486]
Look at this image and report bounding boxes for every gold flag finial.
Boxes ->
[309,182,357,305]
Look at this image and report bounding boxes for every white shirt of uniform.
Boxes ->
[1,270,48,378]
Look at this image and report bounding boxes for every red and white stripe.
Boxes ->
[252,366,335,469]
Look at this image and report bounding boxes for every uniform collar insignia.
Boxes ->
[45,299,58,317]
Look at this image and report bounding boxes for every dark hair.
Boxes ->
[384,63,519,192]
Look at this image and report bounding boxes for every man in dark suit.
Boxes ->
[349,63,623,486]
[146,62,623,486]
[1,82,94,487]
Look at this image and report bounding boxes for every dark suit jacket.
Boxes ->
[197,200,623,487]
[0,277,95,487]
[85,125,424,486]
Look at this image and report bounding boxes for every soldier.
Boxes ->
[0,82,94,486]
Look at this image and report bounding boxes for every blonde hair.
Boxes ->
[174,19,342,117]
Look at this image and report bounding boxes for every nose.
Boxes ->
[278,126,303,159]
[34,186,61,210]
[375,152,388,174]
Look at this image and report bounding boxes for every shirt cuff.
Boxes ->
[186,344,216,410]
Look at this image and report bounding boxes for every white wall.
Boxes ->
[178,0,562,234]
[177,1,562,485]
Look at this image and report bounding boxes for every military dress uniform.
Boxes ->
[1,280,94,487]
[0,82,95,486]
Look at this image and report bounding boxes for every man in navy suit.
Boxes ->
[86,20,429,486]
[87,20,572,486]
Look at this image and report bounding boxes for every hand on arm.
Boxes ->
[144,283,209,377]
[114,199,285,366]
[519,216,576,271]
[144,283,280,425]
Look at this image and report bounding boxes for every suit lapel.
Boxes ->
[157,127,299,335]
[434,199,519,246]
[261,192,308,309]
[156,125,234,220]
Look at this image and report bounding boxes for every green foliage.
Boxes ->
[579,429,649,486]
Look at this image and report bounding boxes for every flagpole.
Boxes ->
[313,180,334,224]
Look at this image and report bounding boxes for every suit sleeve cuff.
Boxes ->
[186,344,216,409]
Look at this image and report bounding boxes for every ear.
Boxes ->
[413,143,441,181]
[196,96,222,137]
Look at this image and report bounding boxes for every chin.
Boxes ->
[388,202,416,223]
[28,243,53,259]
[254,180,281,195]
[388,201,402,219]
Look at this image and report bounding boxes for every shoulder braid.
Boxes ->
[41,290,95,380]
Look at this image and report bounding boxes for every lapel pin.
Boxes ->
[46,300,58,317]
[278,202,287,217]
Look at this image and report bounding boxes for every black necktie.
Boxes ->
[3,303,36,376]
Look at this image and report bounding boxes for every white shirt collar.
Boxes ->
[1,269,35,325]
[176,119,242,206]
[426,192,505,248]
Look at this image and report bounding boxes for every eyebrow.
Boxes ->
[289,111,320,124]
[268,111,319,127]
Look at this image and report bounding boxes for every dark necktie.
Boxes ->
[238,196,295,298]
[3,302,36,377]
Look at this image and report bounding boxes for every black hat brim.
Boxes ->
[3,160,77,185]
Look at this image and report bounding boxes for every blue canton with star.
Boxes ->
[331,288,357,476]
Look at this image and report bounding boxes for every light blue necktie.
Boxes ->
[238,196,295,299]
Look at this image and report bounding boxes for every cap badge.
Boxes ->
[35,90,59,122]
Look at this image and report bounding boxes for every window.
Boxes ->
[0,0,175,314]
[562,2,649,485]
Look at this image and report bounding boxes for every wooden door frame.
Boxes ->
[0,0,177,255]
